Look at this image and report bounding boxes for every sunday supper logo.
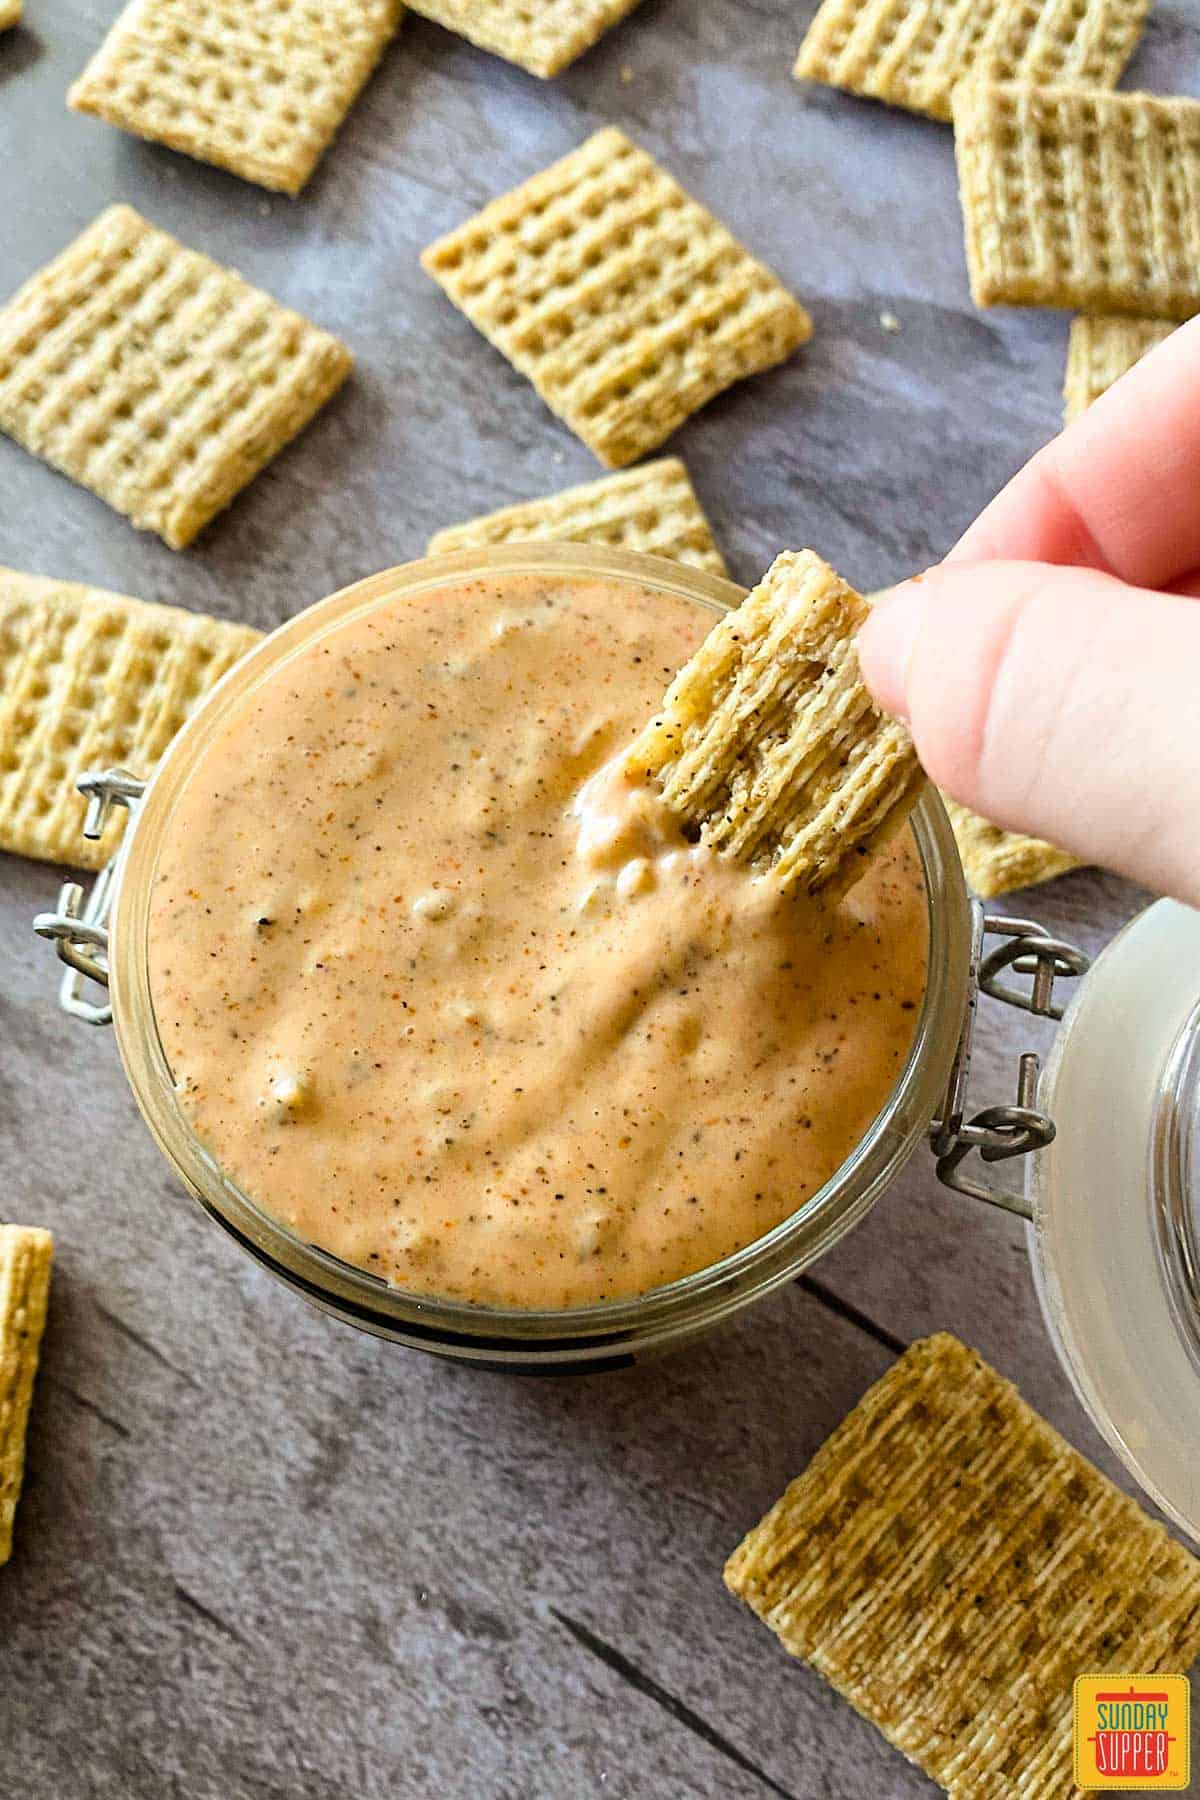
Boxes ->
[1074,1676,1191,1789]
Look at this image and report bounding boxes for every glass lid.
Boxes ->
[1031,899,1200,1542]
[1153,993,1200,1384]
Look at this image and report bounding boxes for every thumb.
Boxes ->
[857,561,1200,905]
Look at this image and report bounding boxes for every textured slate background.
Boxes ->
[1,1,1198,1795]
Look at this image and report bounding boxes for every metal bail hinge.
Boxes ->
[32,768,146,1026]
[930,903,1090,1218]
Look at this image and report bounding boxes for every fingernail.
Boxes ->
[857,581,927,721]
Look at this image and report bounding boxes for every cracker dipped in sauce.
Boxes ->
[149,573,927,1309]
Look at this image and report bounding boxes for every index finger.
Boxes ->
[949,315,1200,591]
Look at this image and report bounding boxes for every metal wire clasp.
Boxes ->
[930,902,1090,1219]
[32,768,146,1026]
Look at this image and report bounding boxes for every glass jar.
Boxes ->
[33,547,1078,1376]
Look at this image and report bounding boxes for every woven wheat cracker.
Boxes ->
[428,458,727,574]
[421,128,811,469]
[0,568,261,868]
[0,206,352,549]
[406,0,644,78]
[726,1332,1200,1799]
[796,0,1149,123]
[943,797,1081,896]
[68,0,403,195]
[0,1226,53,1567]
[954,82,1200,318]
[1064,312,1177,420]
[623,550,924,895]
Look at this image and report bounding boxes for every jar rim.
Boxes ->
[108,545,973,1359]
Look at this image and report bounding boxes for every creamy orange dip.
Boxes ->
[148,573,927,1309]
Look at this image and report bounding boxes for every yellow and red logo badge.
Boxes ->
[1074,1676,1190,1789]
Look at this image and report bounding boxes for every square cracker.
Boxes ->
[0,205,353,549]
[0,567,261,869]
[68,0,404,196]
[1064,312,1177,421]
[428,458,728,574]
[795,0,1150,123]
[0,1226,53,1568]
[954,82,1200,318]
[421,128,812,469]
[725,1333,1200,1799]
[406,0,645,79]
[623,551,924,896]
[943,796,1081,896]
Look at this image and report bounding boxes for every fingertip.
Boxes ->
[857,580,929,721]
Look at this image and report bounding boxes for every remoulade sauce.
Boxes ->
[148,574,927,1309]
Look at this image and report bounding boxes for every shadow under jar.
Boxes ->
[36,546,1072,1373]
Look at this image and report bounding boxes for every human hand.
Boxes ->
[858,317,1200,906]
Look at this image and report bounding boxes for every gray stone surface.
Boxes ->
[2,1,1199,1795]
